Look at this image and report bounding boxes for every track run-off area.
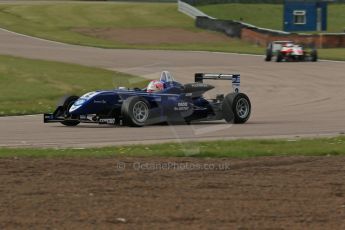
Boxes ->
[0,28,344,148]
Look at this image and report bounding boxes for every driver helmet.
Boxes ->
[285,43,293,47]
[147,80,164,93]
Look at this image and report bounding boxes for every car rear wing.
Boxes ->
[270,41,294,52]
[194,73,240,93]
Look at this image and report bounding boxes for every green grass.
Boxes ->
[318,48,345,61]
[0,136,345,158]
[198,3,345,33]
[0,55,147,116]
[0,2,267,54]
[198,3,345,61]
[0,2,343,60]
[0,2,215,48]
[200,3,284,30]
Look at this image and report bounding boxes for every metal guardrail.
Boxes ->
[234,20,290,35]
[179,0,345,48]
[178,0,290,36]
[179,0,289,35]
[179,0,345,41]
[178,0,215,19]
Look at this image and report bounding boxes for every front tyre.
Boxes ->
[265,47,273,61]
[276,52,283,62]
[60,95,80,126]
[121,96,150,127]
[222,93,251,124]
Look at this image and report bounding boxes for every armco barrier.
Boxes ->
[179,0,345,48]
[195,17,243,37]
[195,16,289,38]
[178,0,214,19]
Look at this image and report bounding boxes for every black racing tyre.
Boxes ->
[276,52,283,62]
[121,96,150,127]
[299,55,305,61]
[222,93,251,124]
[60,95,80,127]
[265,47,272,61]
[311,49,318,62]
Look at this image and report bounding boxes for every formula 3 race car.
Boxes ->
[265,41,318,62]
[44,71,251,127]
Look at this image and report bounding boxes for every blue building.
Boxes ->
[283,0,328,32]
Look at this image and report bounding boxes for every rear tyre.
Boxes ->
[60,95,80,126]
[121,96,150,127]
[311,49,318,62]
[299,55,305,61]
[222,93,251,124]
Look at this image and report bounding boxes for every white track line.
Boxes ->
[0,27,72,46]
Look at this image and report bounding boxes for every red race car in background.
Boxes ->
[265,41,318,62]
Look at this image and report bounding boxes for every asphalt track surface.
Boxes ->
[0,28,345,147]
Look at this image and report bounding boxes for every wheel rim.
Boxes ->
[64,100,76,117]
[133,101,149,123]
[236,98,250,119]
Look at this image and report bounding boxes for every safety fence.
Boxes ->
[196,16,289,37]
[178,0,214,19]
[179,0,345,48]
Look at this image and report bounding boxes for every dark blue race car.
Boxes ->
[44,71,251,127]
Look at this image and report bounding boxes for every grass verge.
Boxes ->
[0,2,343,60]
[198,3,345,33]
[1,136,344,158]
[198,3,345,61]
[0,2,273,55]
[0,2,236,49]
[0,55,147,116]
[318,48,345,61]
